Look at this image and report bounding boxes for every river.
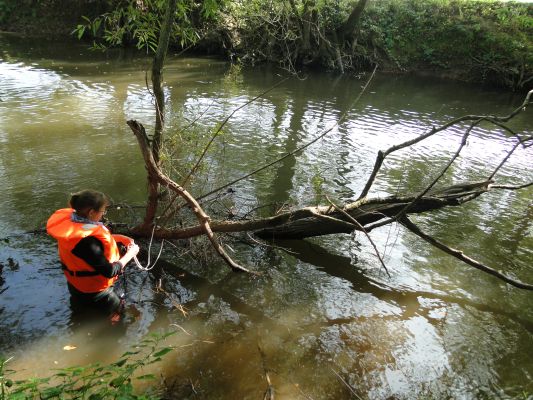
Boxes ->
[0,33,532,399]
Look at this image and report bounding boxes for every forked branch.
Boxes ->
[358,89,533,200]
[127,120,251,273]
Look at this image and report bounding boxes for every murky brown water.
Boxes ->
[1,33,532,399]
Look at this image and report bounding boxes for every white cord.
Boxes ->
[132,224,164,271]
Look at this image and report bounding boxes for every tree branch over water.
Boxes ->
[126,85,533,290]
[400,216,533,291]
[127,6,532,290]
[358,89,533,200]
[127,120,251,273]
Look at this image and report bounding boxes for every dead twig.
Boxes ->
[489,182,533,190]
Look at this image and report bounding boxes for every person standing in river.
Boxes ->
[47,189,139,317]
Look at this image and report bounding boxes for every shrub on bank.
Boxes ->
[1,0,531,90]
[358,0,532,90]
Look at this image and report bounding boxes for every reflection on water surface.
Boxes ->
[0,34,532,399]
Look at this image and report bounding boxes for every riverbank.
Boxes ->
[1,0,532,89]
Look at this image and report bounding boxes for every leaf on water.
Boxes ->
[152,347,173,358]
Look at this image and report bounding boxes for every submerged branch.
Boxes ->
[400,216,533,290]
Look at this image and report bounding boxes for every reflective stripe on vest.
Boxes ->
[47,208,120,293]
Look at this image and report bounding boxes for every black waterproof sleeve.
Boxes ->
[71,236,122,278]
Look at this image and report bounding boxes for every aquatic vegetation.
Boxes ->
[0,332,175,400]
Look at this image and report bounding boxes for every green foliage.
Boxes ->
[72,0,226,53]
[8,0,528,90]
[311,168,326,203]
[223,0,532,90]
[0,331,175,400]
[359,0,533,90]
[0,0,37,27]
[0,0,15,25]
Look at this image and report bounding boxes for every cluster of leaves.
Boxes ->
[73,0,226,53]
[359,0,533,89]
[0,332,175,399]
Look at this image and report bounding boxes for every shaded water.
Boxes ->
[1,34,532,399]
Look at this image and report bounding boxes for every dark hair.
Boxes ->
[69,190,109,217]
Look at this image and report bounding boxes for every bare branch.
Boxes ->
[358,89,533,200]
[489,182,533,190]
[486,120,528,147]
[127,120,252,273]
[364,119,489,232]
[489,135,533,180]
[400,216,533,290]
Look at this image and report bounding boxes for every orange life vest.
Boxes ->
[47,208,121,293]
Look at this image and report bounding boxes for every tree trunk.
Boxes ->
[139,0,177,231]
[301,0,314,53]
[339,0,369,41]
[151,0,177,161]
[128,176,491,241]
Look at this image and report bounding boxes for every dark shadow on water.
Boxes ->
[138,253,271,324]
[274,239,533,333]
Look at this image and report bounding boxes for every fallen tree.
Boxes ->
[125,89,532,289]
[121,0,533,290]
